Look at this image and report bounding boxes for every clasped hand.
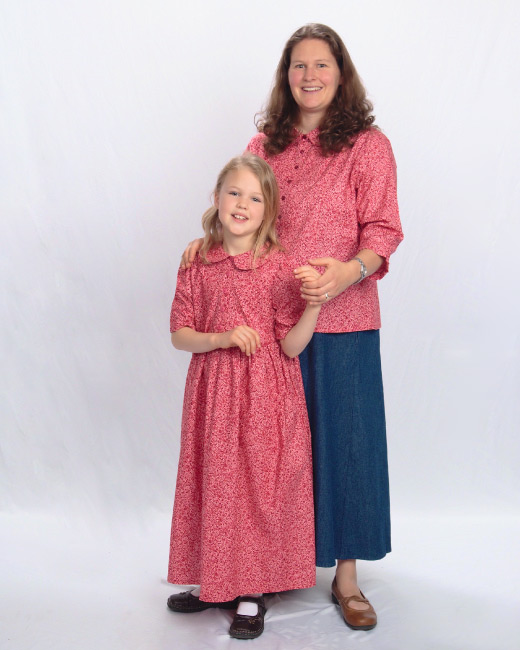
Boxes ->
[218,325,261,357]
[294,257,353,305]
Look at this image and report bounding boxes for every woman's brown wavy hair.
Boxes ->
[200,153,281,266]
[256,23,376,156]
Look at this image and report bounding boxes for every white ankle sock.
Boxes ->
[237,593,263,616]
[191,586,201,597]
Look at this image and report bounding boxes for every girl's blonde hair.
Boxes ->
[200,153,281,265]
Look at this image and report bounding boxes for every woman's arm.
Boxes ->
[294,249,383,305]
[172,325,261,356]
[280,304,321,358]
[296,133,402,304]
[180,238,204,269]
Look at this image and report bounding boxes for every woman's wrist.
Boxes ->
[341,260,361,292]
[349,257,368,285]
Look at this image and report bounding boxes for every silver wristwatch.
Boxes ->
[352,257,368,285]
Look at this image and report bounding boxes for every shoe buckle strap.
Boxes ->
[339,594,370,607]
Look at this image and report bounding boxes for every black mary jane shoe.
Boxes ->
[229,595,266,640]
[167,589,239,613]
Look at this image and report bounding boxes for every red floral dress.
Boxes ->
[168,246,315,602]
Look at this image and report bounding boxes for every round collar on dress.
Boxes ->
[205,245,272,270]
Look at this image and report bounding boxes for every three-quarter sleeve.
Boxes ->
[170,267,195,333]
[354,131,404,280]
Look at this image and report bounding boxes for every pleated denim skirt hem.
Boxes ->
[299,330,391,567]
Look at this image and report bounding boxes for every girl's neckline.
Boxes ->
[205,244,274,269]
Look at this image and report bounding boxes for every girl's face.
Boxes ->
[215,167,265,255]
[288,38,342,127]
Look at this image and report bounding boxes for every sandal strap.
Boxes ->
[237,595,266,615]
[238,596,265,605]
[338,593,370,607]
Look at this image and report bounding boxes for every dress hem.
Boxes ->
[166,576,316,603]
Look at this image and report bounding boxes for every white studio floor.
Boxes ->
[1,511,519,650]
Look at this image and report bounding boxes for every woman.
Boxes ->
[175,23,403,633]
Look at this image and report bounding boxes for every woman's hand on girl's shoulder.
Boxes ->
[180,238,204,269]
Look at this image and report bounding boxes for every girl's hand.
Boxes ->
[293,265,322,285]
[180,238,204,269]
[217,325,261,356]
[295,257,358,305]
[293,265,323,309]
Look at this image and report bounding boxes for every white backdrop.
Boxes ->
[2,0,519,520]
[2,3,520,647]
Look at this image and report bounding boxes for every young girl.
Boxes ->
[166,153,321,640]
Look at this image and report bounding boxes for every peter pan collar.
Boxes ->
[205,245,272,270]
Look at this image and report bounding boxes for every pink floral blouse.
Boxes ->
[247,128,403,333]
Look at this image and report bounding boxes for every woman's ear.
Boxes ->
[214,191,219,208]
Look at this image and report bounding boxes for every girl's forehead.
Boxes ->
[223,167,261,186]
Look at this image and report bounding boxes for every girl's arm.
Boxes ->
[280,303,321,358]
[280,266,322,358]
[172,325,261,356]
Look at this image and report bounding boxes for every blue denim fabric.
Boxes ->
[299,330,391,566]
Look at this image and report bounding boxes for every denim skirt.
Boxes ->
[299,330,391,566]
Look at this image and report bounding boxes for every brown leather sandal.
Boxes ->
[331,577,377,630]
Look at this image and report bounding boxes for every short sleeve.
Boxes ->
[170,267,195,333]
[353,131,404,280]
[272,257,306,340]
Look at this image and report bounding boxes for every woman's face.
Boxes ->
[288,38,342,127]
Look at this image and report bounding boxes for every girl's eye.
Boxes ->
[229,191,238,196]
[252,197,262,203]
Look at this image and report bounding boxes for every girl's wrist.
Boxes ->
[210,332,222,350]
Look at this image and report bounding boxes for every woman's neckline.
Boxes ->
[295,125,320,136]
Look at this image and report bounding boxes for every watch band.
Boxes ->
[352,256,368,285]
